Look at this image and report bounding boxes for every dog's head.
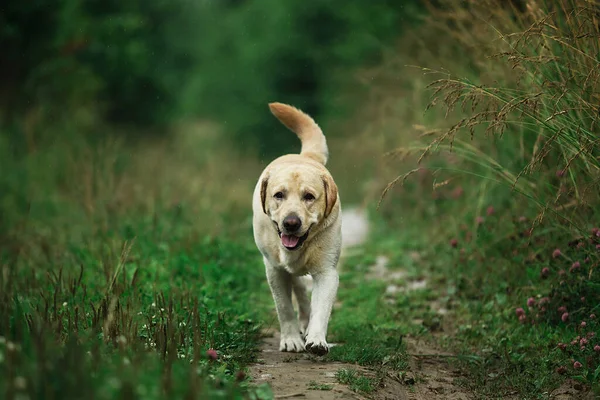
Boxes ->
[260,164,337,251]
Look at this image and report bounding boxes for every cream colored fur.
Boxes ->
[252,102,342,355]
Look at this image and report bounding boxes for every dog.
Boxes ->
[252,102,342,355]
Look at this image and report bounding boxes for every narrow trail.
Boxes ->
[249,208,472,399]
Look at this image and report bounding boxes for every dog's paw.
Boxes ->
[279,333,305,352]
[305,337,329,356]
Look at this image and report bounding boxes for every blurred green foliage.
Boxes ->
[0,0,421,155]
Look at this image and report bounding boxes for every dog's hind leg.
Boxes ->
[291,276,311,336]
[265,261,305,352]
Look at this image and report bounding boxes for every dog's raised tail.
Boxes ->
[269,102,328,165]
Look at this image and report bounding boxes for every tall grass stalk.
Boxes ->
[385,0,599,227]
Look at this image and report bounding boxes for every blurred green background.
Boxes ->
[1,0,420,156]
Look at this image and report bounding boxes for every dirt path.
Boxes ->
[249,208,473,400]
[250,330,406,400]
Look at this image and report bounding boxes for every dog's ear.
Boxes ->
[322,174,338,218]
[260,175,269,214]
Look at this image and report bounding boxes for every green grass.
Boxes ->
[324,245,418,371]
[436,210,600,398]
[0,129,277,398]
[366,185,600,399]
[0,206,275,399]
[335,368,381,394]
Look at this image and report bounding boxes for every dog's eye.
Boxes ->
[303,193,315,201]
[274,192,284,199]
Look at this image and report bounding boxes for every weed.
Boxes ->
[282,355,301,363]
[335,368,381,394]
[307,381,333,391]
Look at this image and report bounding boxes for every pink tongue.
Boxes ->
[281,234,300,248]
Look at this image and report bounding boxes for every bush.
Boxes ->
[1,0,206,128]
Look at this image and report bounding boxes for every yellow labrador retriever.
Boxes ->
[252,102,341,355]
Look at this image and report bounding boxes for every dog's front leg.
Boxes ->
[292,276,311,336]
[304,268,339,355]
[266,264,305,352]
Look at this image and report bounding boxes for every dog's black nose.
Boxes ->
[283,214,302,232]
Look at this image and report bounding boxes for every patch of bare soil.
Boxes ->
[250,331,407,400]
[549,381,596,400]
[402,336,473,400]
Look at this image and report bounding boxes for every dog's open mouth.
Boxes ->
[274,226,309,251]
[280,231,309,250]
